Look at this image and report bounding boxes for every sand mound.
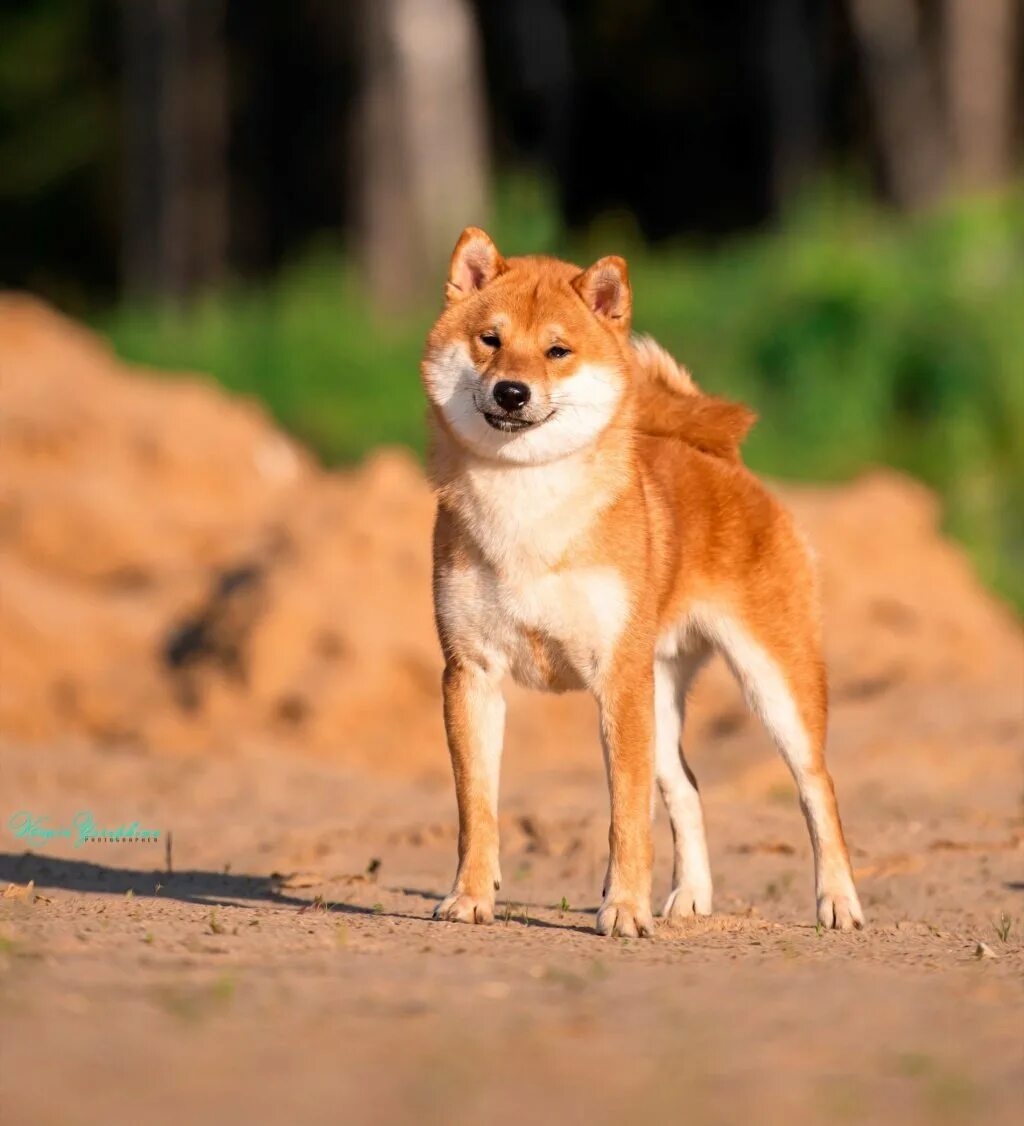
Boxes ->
[1,297,1020,782]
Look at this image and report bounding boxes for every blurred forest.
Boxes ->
[2,0,1022,303]
[0,0,1022,605]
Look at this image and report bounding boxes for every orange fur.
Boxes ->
[422,228,862,937]
[630,335,757,460]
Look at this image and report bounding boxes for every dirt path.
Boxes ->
[3,731,1021,1126]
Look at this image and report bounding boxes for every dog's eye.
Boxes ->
[480,332,501,349]
[546,344,570,360]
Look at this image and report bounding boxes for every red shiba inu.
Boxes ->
[422,227,863,938]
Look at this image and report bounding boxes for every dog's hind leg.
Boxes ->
[697,605,864,930]
[655,648,714,920]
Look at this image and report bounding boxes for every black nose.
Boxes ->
[492,380,531,412]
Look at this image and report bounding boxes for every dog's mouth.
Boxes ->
[482,410,555,433]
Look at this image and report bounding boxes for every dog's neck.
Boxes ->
[431,416,634,573]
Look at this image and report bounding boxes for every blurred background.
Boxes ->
[3,11,1023,1117]
[0,0,1022,607]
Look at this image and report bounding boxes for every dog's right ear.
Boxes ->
[446,227,506,305]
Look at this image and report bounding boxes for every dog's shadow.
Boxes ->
[395,885,599,934]
[0,853,596,933]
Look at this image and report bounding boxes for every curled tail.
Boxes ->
[631,334,756,462]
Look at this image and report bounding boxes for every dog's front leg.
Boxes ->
[596,663,656,937]
[433,659,505,925]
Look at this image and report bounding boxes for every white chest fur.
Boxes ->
[436,457,630,690]
[437,558,629,691]
[453,456,602,567]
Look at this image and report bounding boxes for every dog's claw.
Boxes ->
[817,888,865,931]
[596,899,655,938]
[662,883,713,922]
[433,893,494,925]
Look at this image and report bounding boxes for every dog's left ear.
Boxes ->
[572,256,631,332]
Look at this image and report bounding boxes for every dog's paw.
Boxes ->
[596,898,655,938]
[662,883,713,922]
[817,886,865,931]
[433,893,494,925]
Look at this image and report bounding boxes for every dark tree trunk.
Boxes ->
[847,0,949,209]
[354,0,489,310]
[121,0,228,304]
[764,0,824,209]
[944,0,1019,192]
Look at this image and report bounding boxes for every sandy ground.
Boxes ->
[1,298,1022,1123]
[3,726,1022,1126]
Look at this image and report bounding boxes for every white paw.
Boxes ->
[662,882,713,922]
[817,886,865,931]
[433,893,494,925]
[596,898,655,938]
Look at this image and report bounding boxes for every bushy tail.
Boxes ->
[631,334,756,461]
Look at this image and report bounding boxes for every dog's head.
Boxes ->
[422,228,632,465]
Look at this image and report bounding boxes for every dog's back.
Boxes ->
[631,334,756,462]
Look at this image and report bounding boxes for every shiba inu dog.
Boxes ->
[422,227,864,938]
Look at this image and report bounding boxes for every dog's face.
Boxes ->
[422,228,633,465]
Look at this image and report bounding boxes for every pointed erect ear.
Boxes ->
[571,256,632,331]
[445,227,506,305]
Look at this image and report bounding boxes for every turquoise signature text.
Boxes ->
[7,811,161,848]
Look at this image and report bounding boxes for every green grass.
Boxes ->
[99,183,1024,610]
